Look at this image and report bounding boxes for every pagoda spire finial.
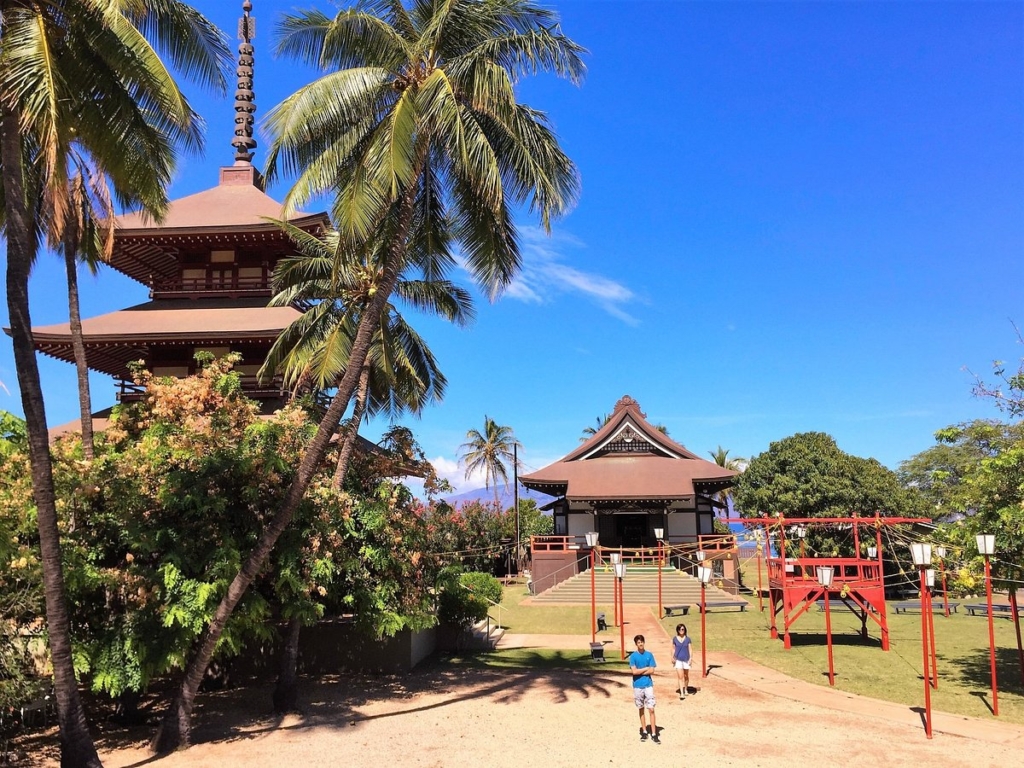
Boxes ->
[231,1,257,164]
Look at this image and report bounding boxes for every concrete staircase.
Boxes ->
[530,567,740,607]
[462,616,505,650]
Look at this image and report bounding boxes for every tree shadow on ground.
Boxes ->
[15,656,629,764]
[944,646,1024,699]
[786,632,883,649]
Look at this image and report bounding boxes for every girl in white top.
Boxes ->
[672,623,692,699]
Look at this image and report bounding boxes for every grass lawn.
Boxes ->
[656,599,1024,724]
[490,574,1024,724]
[491,582,616,635]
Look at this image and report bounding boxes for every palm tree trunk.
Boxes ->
[152,169,423,755]
[1,103,102,768]
[271,616,302,714]
[332,362,371,489]
[63,241,94,461]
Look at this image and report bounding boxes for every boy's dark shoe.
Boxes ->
[639,728,648,742]
[651,733,661,745]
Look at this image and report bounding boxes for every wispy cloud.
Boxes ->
[500,227,641,324]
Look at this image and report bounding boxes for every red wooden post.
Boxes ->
[919,566,933,738]
[876,519,889,651]
[926,577,938,689]
[779,521,791,648]
[984,555,1000,716]
[1009,589,1024,686]
[618,572,626,661]
[757,546,764,613]
[657,539,663,620]
[852,513,860,557]
[700,580,708,677]
[824,587,835,686]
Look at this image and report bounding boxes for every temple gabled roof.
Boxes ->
[28,297,300,377]
[106,165,330,287]
[520,395,737,504]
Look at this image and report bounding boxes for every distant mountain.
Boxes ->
[442,484,552,509]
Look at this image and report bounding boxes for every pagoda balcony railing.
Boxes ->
[117,373,285,402]
[150,275,271,298]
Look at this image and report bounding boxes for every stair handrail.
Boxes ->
[464,584,503,632]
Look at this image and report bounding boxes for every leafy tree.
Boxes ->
[898,420,1016,519]
[0,4,229,762]
[734,432,926,555]
[155,4,582,749]
[919,421,1024,593]
[459,417,521,506]
[0,412,42,716]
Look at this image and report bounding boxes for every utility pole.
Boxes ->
[513,442,520,573]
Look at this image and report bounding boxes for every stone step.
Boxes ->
[531,571,737,605]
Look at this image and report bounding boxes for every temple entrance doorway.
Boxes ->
[616,514,647,548]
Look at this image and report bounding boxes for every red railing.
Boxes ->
[530,533,737,567]
[767,556,881,586]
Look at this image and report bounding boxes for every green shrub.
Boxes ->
[437,571,503,628]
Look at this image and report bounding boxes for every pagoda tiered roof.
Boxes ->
[30,297,300,377]
[106,165,329,287]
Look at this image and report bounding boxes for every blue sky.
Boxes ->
[2,1,1022,495]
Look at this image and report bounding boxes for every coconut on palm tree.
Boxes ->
[0,4,229,763]
[460,417,522,507]
[155,2,583,751]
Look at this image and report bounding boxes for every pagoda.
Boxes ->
[30,2,329,431]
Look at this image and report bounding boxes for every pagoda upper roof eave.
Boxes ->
[111,211,329,240]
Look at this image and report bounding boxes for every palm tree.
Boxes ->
[58,160,117,462]
[0,3,228,763]
[580,414,609,442]
[258,221,474,489]
[155,3,582,751]
[709,446,745,515]
[460,417,521,507]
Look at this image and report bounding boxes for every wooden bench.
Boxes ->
[892,601,959,614]
[663,604,690,617]
[965,603,1024,617]
[699,601,748,613]
[589,642,605,662]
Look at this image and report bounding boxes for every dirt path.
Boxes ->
[18,607,1024,767]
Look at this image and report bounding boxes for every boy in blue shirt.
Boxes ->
[628,634,659,744]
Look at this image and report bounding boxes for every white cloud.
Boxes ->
[498,227,640,324]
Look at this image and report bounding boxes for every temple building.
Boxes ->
[28,2,329,430]
[521,395,738,548]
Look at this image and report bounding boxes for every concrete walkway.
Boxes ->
[498,604,1024,748]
